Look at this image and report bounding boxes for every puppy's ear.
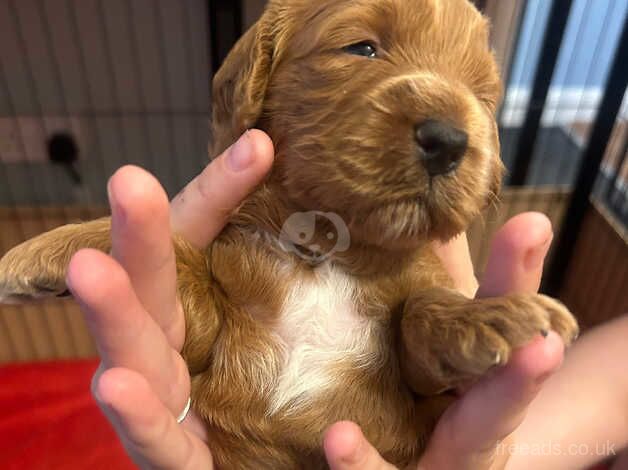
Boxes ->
[210,7,277,155]
[0,218,111,303]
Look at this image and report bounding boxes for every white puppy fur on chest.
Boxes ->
[268,263,379,416]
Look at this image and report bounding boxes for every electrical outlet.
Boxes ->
[0,116,85,163]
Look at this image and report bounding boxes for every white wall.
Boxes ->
[0,0,211,204]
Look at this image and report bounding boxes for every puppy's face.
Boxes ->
[213,0,503,250]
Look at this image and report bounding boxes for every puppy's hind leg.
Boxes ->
[0,218,111,303]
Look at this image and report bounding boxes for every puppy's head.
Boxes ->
[212,0,503,250]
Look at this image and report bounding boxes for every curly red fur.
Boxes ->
[0,1,578,468]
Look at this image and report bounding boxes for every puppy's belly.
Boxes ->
[202,258,424,468]
[267,263,380,416]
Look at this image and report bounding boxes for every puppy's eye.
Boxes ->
[343,42,377,58]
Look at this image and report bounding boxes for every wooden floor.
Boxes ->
[0,206,108,363]
[560,201,628,331]
[467,187,572,275]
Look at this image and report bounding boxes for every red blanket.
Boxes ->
[0,360,133,470]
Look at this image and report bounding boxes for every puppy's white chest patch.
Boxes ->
[268,264,377,415]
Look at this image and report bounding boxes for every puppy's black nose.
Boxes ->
[415,120,468,177]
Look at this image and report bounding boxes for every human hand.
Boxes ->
[67,130,274,468]
[324,213,567,470]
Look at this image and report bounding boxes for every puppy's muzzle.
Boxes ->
[415,120,468,177]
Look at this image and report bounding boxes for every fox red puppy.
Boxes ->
[0,0,578,468]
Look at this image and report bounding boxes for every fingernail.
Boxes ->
[227,131,254,172]
[524,235,552,270]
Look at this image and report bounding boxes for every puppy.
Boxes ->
[0,0,578,468]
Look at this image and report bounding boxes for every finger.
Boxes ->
[324,421,397,470]
[420,333,565,470]
[67,249,190,414]
[95,367,213,470]
[432,232,478,298]
[170,129,274,248]
[478,212,553,298]
[108,166,184,350]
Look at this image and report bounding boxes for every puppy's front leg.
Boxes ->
[399,288,578,396]
[0,218,223,373]
[0,218,111,302]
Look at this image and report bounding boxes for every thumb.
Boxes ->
[324,421,397,470]
[478,212,553,297]
[419,333,565,470]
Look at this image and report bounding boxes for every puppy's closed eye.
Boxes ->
[343,41,378,58]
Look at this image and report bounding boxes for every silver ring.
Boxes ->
[177,397,192,423]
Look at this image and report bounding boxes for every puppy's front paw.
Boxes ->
[0,242,71,303]
[400,289,579,395]
[467,294,579,371]
[0,218,111,304]
[497,294,579,350]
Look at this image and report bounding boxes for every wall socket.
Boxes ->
[0,116,85,163]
